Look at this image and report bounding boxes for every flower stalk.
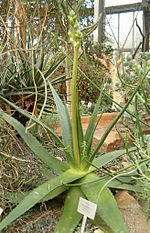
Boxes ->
[71,46,80,167]
[68,10,83,168]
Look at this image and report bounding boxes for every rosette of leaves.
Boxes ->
[0,11,148,233]
[0,47,66,123]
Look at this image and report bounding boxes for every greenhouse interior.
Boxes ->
[0,0,149,232]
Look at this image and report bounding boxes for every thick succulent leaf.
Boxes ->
[92,147,136,170]
[40,165,56,179]
[76,98,84,154]
[80,173,129,233]
[1,192,29,205]
[1,185,67,205]
[51,73,66,86]
[84,91,103,154]
[49,82,74,163]
[0,169,87,231]
[106,161,150,193]
[0,110,68,174]
[106,180,143,193]
[45,56,65,80]
[95,175,143,193]
[54,187,84,233]
[0,95,64,147]
[42,185,67,202]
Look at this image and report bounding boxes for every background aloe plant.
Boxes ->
[0,10,148,233]
[0,47,67,115]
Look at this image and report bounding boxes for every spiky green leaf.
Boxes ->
[0,169,88,231]
[76,97,84,154]
[49,82,74,164]
[80,173,129,233]
[0,95,64,147]
[54,187,84,233]
[84,91,103,155]
[92,147,136,170]
[0,110,68,173]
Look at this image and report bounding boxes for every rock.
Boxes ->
[56,156,62,161]
[121,161,132,171]
[93,129,124,153]
[94,229,105,233]
[115,191,150,233]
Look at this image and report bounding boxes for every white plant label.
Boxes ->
[77,197,97,220]
[0,207,3,215]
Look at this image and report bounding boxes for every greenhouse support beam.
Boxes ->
[105,3,142,15]
[143,0,150,51]
[94,0,104,43]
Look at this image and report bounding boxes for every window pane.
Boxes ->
[106,11,143,50]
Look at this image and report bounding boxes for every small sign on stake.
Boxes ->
[77,197,97,233]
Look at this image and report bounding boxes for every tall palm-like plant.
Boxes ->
[0,11,148,232]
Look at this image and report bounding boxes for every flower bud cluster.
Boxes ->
[68,10,83,48]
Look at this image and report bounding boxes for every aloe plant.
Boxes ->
[0,48,66,114]
[0,11,147,232]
